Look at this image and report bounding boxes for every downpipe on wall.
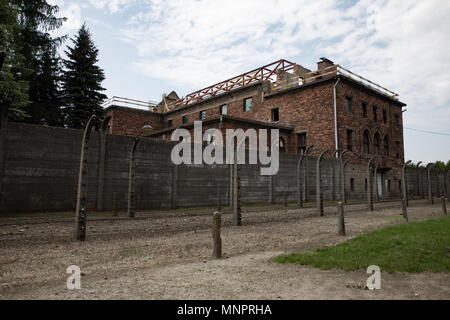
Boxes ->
[333,78,341,157]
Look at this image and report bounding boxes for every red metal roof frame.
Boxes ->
[172,59,296,108]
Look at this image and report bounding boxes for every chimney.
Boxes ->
[317,57,335,72]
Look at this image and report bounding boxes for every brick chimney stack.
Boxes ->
[317,57,335,71]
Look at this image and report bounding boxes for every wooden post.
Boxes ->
[127,137,140,218]
[401,198,408,222]
[442,197,447,216]
[75,115,97,241]
[316,149,328,216]
[212,211,222,259]
[338,202,345,236]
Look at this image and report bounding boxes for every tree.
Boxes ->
[16,0,66,126]
[0,0,31,119]
[1,0,66,122]
[62,23,106,128]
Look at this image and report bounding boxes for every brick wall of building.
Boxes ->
[108,107,164,136]
[105,60,406,170]
[335,78,405,168]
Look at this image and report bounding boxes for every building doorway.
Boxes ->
[377,173,383,195]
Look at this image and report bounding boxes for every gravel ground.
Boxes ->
[0,199,448,300]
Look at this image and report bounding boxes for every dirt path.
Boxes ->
[0,200,449,299]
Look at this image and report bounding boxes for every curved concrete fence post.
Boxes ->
[297,145,314,208]
[402,160,412,207]
[337,150,348,202]
[316,149,329,216]
[367,156,377,211]
[232,138,246,226]
[426,163,435,204]
[128,137,140,218]
[342,158,352,204]
[373,161,380,203]
[75,115,97,241]
[447,170,450,201]
[416,161,422,198]
[441,169,447,200]
[96,116,111,211]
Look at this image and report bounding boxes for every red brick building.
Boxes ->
[105,58,406,171]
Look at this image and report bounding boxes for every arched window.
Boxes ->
[362,131,370,154]
[384,136,390,156]
[373,133,380,155]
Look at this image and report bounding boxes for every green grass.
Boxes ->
[273,216,450,273]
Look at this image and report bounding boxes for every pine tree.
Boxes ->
[16,0,66,126]
[1,0,66,122]
[25,39,65,126]
[0,0,31,119]
[62,23,106,129]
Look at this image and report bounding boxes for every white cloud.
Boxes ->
[48,0,82,37]
[89,0,134,13]
[120,0,354,89]
[320,0,450,131]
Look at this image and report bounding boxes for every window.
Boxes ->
[373,133,380,155]
[362,131,370,154]
[395,141,400,159]
[244,97,252,112]
[345,96,352,114]
[297,133,307,154]
[383,136,389,156]
[199,110,206,120]
[182,115,188,124]
[271,108,279,122]
[346,129,353,151]
[168,120,172,128]
[350,178,355,192]
[373,106,378,121]
[220,104,227,115]
[383,110,387,124]
[362,103,368,118]
[394,114,400,127]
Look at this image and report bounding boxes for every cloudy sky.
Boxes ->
[49,0,450,163]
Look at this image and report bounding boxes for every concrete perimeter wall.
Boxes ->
[0,122,447,214]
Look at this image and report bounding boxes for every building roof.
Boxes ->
[145,115,294,137]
